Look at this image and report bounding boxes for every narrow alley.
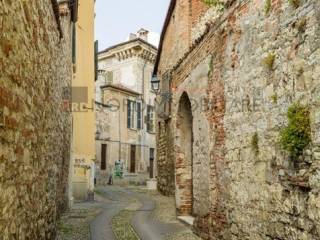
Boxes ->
[57,184,200,240]
[1,0,320,239]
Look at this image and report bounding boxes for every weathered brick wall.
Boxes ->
[156,0,320,239]
[190,0,209,26]
[158,0,192,73]
[0,1,72,239]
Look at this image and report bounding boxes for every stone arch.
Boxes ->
[175,92,194,216]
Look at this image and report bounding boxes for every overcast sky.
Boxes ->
[95,0,170,51]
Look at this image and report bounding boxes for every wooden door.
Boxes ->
[149,148,155,178]
[101,144,107,170]
[130,145,136,173]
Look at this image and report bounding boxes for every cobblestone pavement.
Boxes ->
[56,202,101,240]
[57,185,201,240]
[135,189,201,240]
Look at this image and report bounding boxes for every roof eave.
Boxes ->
[153,0,176,75]
[98,38,157,56]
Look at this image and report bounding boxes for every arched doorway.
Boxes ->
[176,92,194,216]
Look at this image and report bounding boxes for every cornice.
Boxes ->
[99,40,157,63]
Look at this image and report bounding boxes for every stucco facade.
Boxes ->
[71,0,96,200]
[155,0,320,239]
[95,31,157,185]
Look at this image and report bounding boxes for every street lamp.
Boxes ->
[151,74,160,94]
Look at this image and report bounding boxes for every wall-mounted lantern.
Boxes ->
[151,74,160,95]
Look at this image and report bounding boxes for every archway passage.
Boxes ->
[176,92,194,216]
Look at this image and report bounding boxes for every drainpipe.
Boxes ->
[141,58,148,173]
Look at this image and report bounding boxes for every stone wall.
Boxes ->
[156,120,175,195]
[0,1,72,239]
[156,0,320,239]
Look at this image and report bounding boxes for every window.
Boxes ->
[137,102,142,130]
[147,105,155,132]
[127,100,136,129]
[127,100,142,130]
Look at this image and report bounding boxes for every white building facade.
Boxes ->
[95,29,157,184]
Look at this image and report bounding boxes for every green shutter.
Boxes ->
[127,100,131,128]
[94,40,98,81]
[137,102,142,129]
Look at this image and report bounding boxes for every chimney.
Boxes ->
[129,33,137,40]
[137,28,149,42]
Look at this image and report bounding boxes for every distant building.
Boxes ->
[95,29,157,185]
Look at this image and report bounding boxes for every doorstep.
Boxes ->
[177,216,195,226]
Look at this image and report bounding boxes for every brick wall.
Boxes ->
[156,0,320,239]
[190,0,209,26]
[158,0,192,74]
[0,0,72,239]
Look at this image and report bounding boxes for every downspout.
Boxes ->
[141,58,148,173]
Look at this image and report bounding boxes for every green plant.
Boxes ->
[262,53,276,71]
[296,17,307,33]
[202,0,224,11]
[288,0,300,8]
[251,132,259,155]
[265,0,272,14]
[58,222,73,235]
[279,103,311,160]
[271,94,278,104]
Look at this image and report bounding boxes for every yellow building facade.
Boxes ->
[70,0,96,201]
